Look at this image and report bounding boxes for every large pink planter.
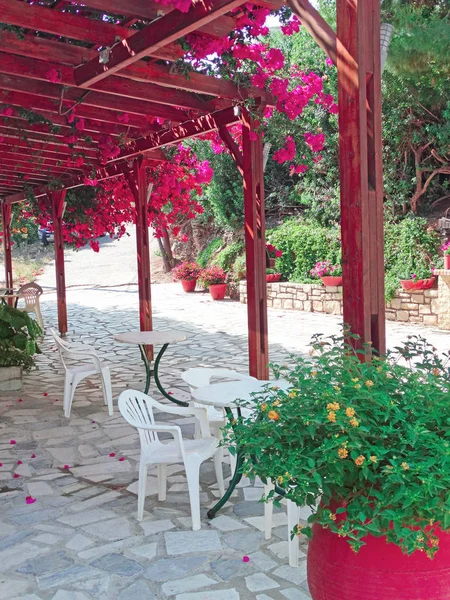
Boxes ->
[400,277,435,291]
[209,283,226,300]
[321,276,343,287]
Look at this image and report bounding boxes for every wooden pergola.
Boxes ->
[0,0,385,377]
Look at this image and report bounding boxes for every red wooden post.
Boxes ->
[337,0,385,356]
[49,190,68,335]
[1,202,13,298]
[124,158,153,360]
[242,109,269,379]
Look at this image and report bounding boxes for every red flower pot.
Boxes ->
[266,273,281,283]
[444,255,450,270]
[321,276,343,287]
[181,279,197,292]
[308,520,450,600]
[400,276,435,291]
[209,283,227,300]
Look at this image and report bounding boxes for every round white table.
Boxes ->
[115,330,187,406]
[192,377,291,518]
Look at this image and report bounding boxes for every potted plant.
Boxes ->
[266,268,281,283]
[171,261,202,293]
[227,333,450,599]
[200,266,227,300]
[400,266,435,291]
[310,260,343,287]
[442,241,450,270]
[266,243,282,268]
[0,303,42,391]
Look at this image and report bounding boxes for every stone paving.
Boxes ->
[1,281,450,600]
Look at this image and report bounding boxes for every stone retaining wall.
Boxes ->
[240,280,443,328]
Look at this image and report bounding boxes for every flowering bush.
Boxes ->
[171,262,202,282]
[266,243,283,259]
[442,241,450,256]
[199,266,227,286]
[310,260,342,278]
[226,333,450,558]
[400,265,434,281]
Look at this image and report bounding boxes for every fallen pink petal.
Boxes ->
[109,452,115,457]
[10,440,16,445]
[119,457,125,462]
[26,496,36,505]
[242,555,250,562]
[13,473,20,478]
[17,460,22,465]
[30,454,36,458]
[43,393,48,396]
[63,465,70,469]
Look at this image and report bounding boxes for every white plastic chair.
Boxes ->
[264,481,302,567]
[181,368,256,470]
[16,282,44,329]
[50,328,113,419]
[118,389,225,530]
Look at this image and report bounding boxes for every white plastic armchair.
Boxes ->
[50,328,113,418]
[118,389,225,530]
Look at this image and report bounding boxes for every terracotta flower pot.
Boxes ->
[266,273,281,283]
[209,283,227,300]
[321,276,343,287]
[308,519,450,600]
[400,276,435,291]
[444,255,450,270]
[181,279,197,292]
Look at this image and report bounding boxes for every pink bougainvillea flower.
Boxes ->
[109,452,115,458]
[46,68,62,84]
[30,454,36,459]
[43,393,48,397]
[0,107,13,117]
[168,391,174,396]
[119,457,125,462]
[83,177,99,187]
[18,398,22,402]
[326,57,334,66]
[17,460,22,465]
[13,473,20,479]
[63,465,70,469]
[248,131,258,141]
[10,440,16,445]
[90,240,100,253]
[242,555,250,562]
[26,496,36,505]
[117,112,130,123]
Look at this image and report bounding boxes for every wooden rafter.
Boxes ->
[74,0,247,87]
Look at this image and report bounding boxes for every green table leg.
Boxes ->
[139,343,188,407]
[208,407,243,519]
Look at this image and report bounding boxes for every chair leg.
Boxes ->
[287,500,300,567]
[264,482,274,541]
[34,303,44,331]
[185,461,201,531]
[63,374,74,419]
[101,367,114,416]
[213,449,225,497]
[137,460,148,521]
[158,464,167,501]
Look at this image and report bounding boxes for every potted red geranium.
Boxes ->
[310,260,343,287]
[266,243,282,268]
[266,268,281,283]
[200,266,227,300]
[400,266,435,291]
[442,241,450,270]
[171,261,202,293]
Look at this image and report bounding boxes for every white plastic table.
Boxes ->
[192,378,291,518]
[115,330,187,406]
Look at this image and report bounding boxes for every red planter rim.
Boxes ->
[321,276,343,287]
[400,276,435,291]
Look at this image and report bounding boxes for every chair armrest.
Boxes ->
[136,423,185,454]
[150,397,211,438]
[63,349,103,372]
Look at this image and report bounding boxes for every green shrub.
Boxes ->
[197,238,224,268]
[231,254,246,281]
[0,303,42,371]
[267,219,341,282]
[212,240,245,272]
[384,215,440,300]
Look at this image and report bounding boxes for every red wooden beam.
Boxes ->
[0,74,190,123]
[0,155,83,175]
[74,0,246,87]
[116,106,241,160]
[0,53,223,113]
[287,0,337,66]
[218,126,244,174]
[0,0,183,62]
[0,136,98,160]
[1,203,13,294]
[0,30,275,105]
[241,109,269,379]
[336,0,385,356]
[50,190,68,335]
[122,159,153,360]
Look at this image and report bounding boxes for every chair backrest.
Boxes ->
[181,367,256,394]
[17,283,43,308]
[118,389,162,448]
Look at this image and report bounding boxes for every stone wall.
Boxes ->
[240,280,444,328]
